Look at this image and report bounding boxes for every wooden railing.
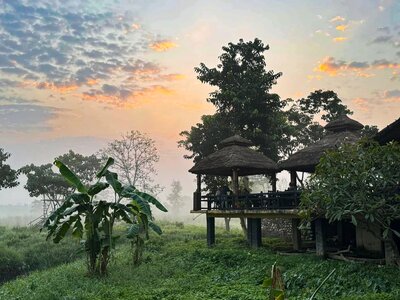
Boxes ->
[198,190,301,211]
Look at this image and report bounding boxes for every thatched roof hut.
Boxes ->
[279,115,364,173]
[375,118,400,144]
[189,135,278,176]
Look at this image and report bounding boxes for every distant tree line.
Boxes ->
[0,130,162,210]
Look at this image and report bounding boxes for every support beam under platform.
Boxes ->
[315,218,327,257]
[291,218,302,251]
[206,216,215,247]
[247,218,262,248]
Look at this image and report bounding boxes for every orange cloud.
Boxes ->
[159,74,186,81]
[22,81,79,93]
[330,16,345,22]
[307,75,322,80]
[335,24,348,32]
[373,61,400,70]
[382,90,400,102]
[80,93,133,108]
[86,78,99,86]
[333,37,347,42]
[131,23,141,30]
[135,85,174,98]
[357,73,375,78]
[352,98,370,112]
[314,57,345,76]
[313,56,400,78]
[78,85,175,108]
[149,40,178,52]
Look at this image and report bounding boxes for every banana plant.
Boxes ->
[42,157,167,275]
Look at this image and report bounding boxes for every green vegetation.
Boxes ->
[2,223,400,299]
[0,148,19,191]
[301,140,400,261]
[0,226,81,283]
[43,158,167,275]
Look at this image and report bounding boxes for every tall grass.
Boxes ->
[1,223,400,299]
[0,226,81,283]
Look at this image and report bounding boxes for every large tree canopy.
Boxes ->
[20,150,103,208]
[0,148,19,190]
[193,38,284,161]
[55,150,101,184]
[179,38,358,191]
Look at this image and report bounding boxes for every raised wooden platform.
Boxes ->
[190,209,300,218]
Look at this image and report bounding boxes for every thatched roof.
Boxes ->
[189,135,278,176]
[324,114,363,132]
[375,118,400,144]
[279,115,363,173]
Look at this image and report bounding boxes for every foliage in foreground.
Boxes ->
[2,223,400,300]
[301,140,400,260]
[43,157,166,275]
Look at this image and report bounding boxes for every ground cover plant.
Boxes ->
[0,226,81,283]
[1,223,400,300]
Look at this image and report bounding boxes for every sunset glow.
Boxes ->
[0,0,399,203]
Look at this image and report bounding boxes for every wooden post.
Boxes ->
[247,218,262,248]
[315,218,327,257]
[197,174,201,192]
[292,219,302,251]
[270,173,277,192]
[194,175,201,211]
[206,215,215,247]
[193,174,201,211]
[232,168,239,198]
[290,170,297,189]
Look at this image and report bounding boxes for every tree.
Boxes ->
[179,39,285,198]
[56,150,102,184]
[0,148,18,190]
[20,163,71,213]
[193,38,284,160]
[99,130,162,195]
[20,151,103,218]
[301,140,400,264]
[281,90,352,158]
[298,90,352,122]
[178,39,358,236]
[43,157,167,275]
[179,39,355,191]
[166,180,183,212]
[360,125,379,139]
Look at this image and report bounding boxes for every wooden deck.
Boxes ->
[190,208,300,218]
[191,190,301,218]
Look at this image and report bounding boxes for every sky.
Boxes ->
[0,0,399,205]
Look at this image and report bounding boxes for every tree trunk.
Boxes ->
[224,217,231,232]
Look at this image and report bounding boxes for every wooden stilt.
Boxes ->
[292,219,302,251]
[315,218,327,257]
[247,218,262,248]
[206,216,215,247]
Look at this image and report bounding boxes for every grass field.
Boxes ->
[1,222,400,300]
[0,226,81,283]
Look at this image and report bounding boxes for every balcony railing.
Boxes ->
[197,190,301,211]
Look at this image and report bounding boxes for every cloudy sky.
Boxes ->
[0,0,399,204]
